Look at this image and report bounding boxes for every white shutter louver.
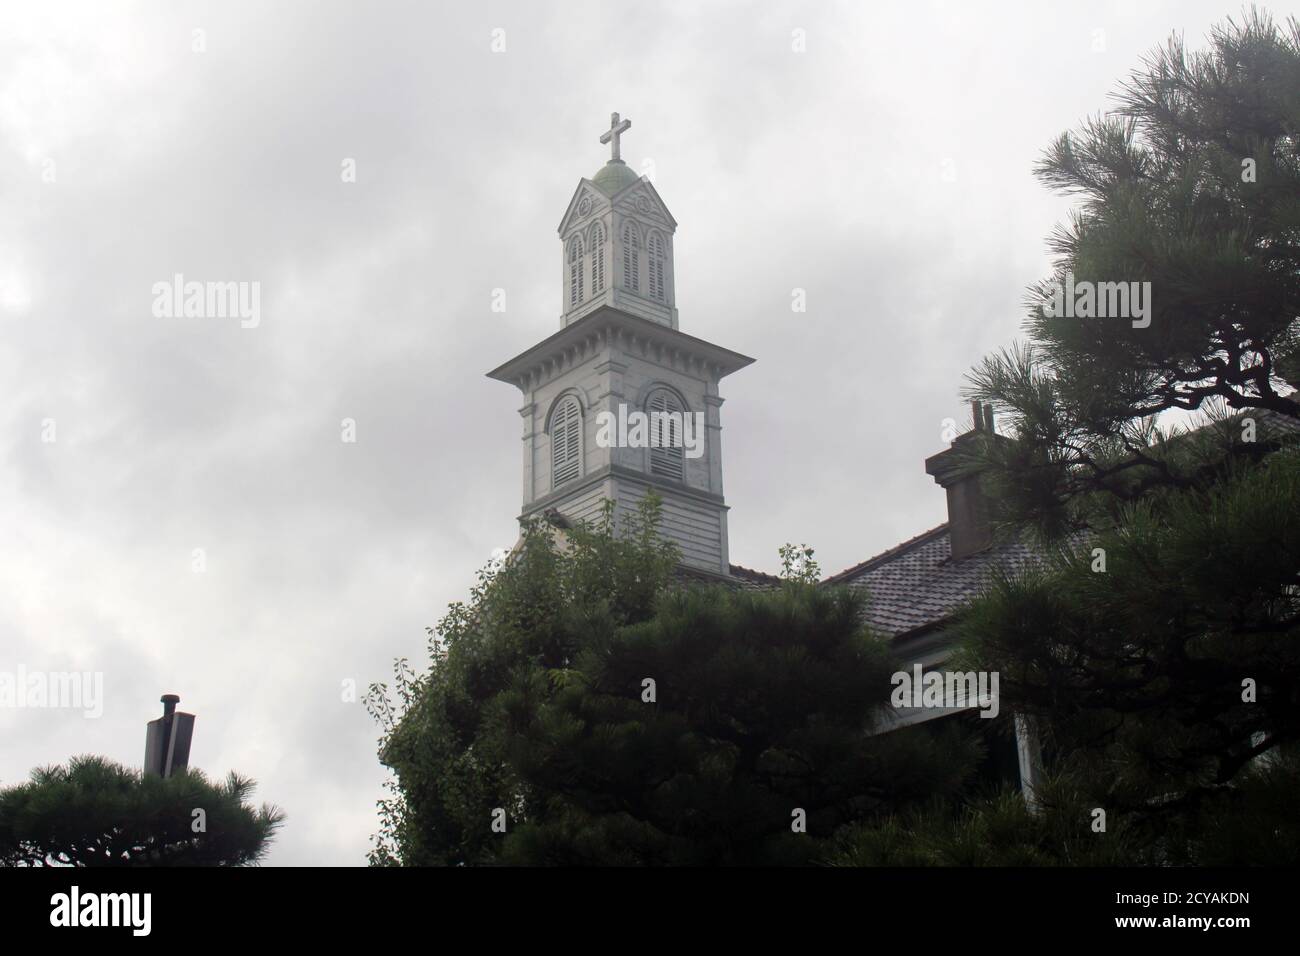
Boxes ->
[591,223,605,294]
[648,231,665,301]
[622,223,639,292]
[551,398,582,487]
[647,389,684,480]
[568,237,585,307]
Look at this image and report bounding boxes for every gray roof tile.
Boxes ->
[824,525,1042,639]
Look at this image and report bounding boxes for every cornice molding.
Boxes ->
[486,307,754,394]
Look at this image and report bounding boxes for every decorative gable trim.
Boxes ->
[557,181,611,236]
[611,179,676,230]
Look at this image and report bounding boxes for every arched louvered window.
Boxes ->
[621,222,640,293]
[550,397,582,488]
[568,236,585,308]
[646,388,685,480]
[647,230,666,302]
[590,223,606,295]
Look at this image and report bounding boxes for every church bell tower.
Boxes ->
[487,113,753,576]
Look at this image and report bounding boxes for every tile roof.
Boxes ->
[727,563,785,589]
[823,525,1043,640]
[822,408,1299,640]
[674,563,783,591]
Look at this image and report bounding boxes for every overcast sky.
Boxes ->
[1,0,1287,866]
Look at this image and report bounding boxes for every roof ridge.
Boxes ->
[728,563,782,583]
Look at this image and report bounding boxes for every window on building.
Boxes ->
[551,397,582,488]
[590,222,606,295]
[568,236,585,308]
[621,222,640,293]
[646,388,685,480]
[647,230,666,302]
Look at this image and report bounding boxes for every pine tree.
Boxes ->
[948,10,1300,860]
[498,583,985,865]
[0,755,283,866]
[966,10,1299,537]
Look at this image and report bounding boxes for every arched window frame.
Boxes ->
[548,394,584,489]
[567,236,585,308]
[589,222,606,296]
[621,221,641,294]
[643,386,687,481]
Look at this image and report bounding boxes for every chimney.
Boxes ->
[144,693,196,778]
[925,401,997,561]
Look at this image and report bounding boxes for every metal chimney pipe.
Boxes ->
[146,694,194,778]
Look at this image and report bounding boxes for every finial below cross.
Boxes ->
[599,112,631,163]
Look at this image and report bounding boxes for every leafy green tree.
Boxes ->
[0,755,283,867]
[366,496,682,866]
[368,495,979,865]
[950,10,1300,854]
[778,542,821,584]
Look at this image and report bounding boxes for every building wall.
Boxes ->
[606,349,719,498]
[522,351,610,506]
[518,336,730,574]
[612,476,727,573]
[872,626,1043,798]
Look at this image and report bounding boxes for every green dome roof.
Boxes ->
[591,160,640,196]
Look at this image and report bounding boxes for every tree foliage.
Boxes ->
[0,755,283,867]
[368,495,978,865]
[957,448,1300,819]
[943,10,1300,860]
[965,9,1300,538]
[829,747,1300,866]
[368,13,1300,866]
[366,496,680,866]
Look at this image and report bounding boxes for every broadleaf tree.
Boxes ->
[368,494,981,865]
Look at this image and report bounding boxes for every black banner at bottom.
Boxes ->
[0,866,1279,941]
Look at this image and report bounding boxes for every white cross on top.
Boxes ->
[599,112,631,163]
